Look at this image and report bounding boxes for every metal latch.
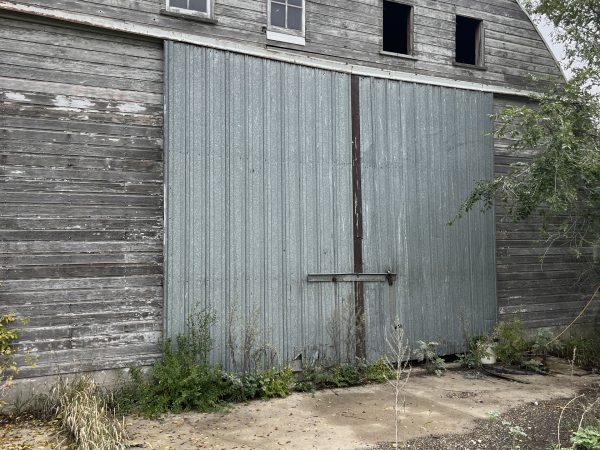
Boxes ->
[307,271,397,286]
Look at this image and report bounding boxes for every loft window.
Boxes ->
[382,1,413,55]
[455,15,483,66]
[166,0,212,18]
[270,0,303,31]
[267,0,305,46]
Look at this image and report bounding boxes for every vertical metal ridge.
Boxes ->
[165,44,354,366]
[360,78,496,357]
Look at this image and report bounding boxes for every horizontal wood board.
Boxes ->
[493,95,599,330]
[0,17,164,378]
[2,0,563,91]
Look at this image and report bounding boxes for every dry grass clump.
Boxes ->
[52,376,127,450]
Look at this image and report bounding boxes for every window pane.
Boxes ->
[287,5,302,30]
[189,0,207,12]
[271,2,286,28]
[170,0,188,8]
[288,0,302,7]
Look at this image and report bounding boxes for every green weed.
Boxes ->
[459,335,491,369]
[494,318,530,365]
[414,341,447,376]
[559,334,600,371]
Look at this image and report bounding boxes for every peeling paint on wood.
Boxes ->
[0,17,164,378]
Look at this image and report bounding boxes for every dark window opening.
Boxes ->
[383,1,413,55]
[455,15,483,66]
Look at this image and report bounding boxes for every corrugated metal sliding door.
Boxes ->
[359,78,497,358]
[165,43,353,368]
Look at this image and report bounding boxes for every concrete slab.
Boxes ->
[126,370,600,449]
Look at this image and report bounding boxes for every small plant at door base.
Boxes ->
[494,318,530,366]
[227,305,279,374]
[117,308,230,418]
[558,333,600,371]
[221,368,293,402]
[459,335,491,369]
[383,319,411,449]
[414,341,447,376]
[362,356,395,383]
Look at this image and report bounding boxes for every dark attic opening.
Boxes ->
[455,15,483,66]
[383,1,413,55]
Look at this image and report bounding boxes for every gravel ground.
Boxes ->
[376,384,600,450]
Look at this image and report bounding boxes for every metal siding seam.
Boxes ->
[163,40,171,338]
[224,51,231,366]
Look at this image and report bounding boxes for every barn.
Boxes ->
[0,0,590,381]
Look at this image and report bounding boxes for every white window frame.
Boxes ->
[165,0,214,20]
[266,0,306,46]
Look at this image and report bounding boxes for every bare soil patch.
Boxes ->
[1,364,598,450]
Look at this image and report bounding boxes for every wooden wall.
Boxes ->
[494,95,600,330]
[3,0,562,90]
[0,16,164,377]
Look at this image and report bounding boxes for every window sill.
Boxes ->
[379,50,418,61]
[266,30,305,46]
[453,61,487,71]
[160,8,218,24]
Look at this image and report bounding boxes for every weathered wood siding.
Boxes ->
[3,0,562,90]
[0,16,164,377]
[494,95,599,330]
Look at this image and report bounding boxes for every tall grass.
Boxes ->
[53,376,127,450]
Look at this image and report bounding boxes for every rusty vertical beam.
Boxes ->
[351,75,366,360]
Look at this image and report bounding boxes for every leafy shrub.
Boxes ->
[0,314,20,398]
[459,335,491,369]
[530,329,563,356]
[257,368,294,398]
[559,334,600,371]
[1,313,36,406]
[571,427,600,450]
[494,319,530,365]
[116,309,233,418]
[118,343,230,418]
[116,309,297,417]
[363,357,394,383]
[224,368,294,401]
[295,363,364,392]
[222,372,259,402]
[414,341,447,376]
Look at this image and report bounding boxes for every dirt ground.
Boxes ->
[2,360,599,450]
